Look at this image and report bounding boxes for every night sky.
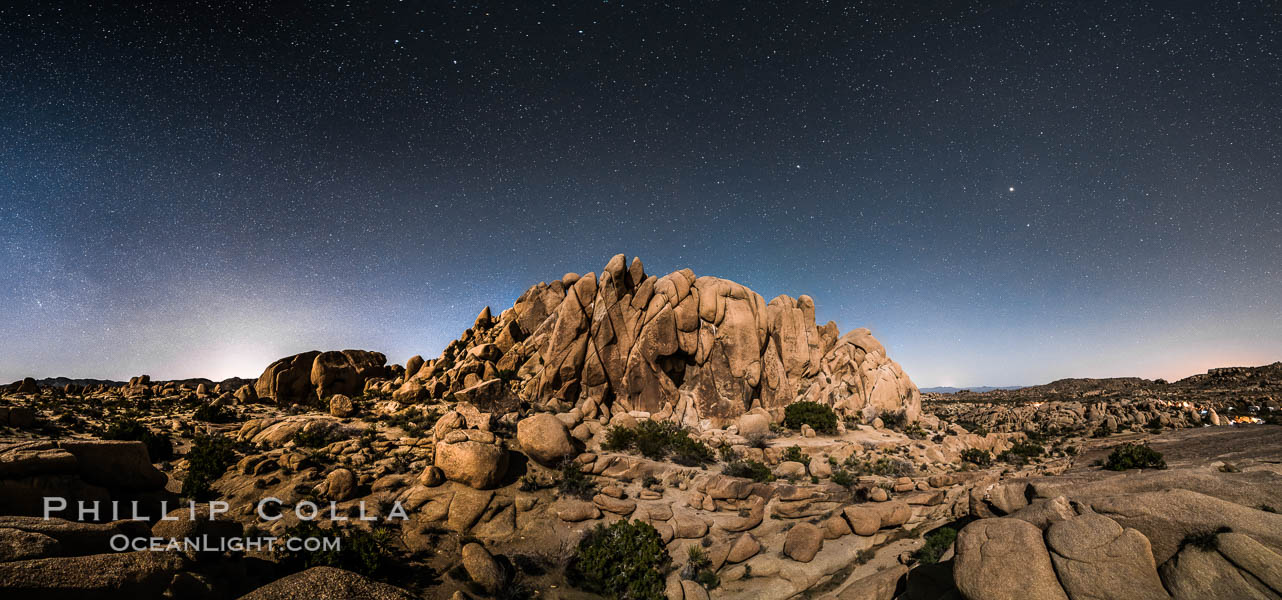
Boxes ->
[2,2,1280,387]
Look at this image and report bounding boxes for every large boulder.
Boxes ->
[1044,513,1168,600]
[255,350,387,405]
[516,413,576,466]
[15,378,38,394]
[954,518,1069,600]
[783,522,824,562]
[238,566,419,599]
[461,542,508,593]
[1160,532,1282,600]
[434,440,509,490]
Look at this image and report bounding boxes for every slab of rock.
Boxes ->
[592,493,636,515]
[0,551,187,598]
[954,518,1069,600]
[726,533,761,563]
[836,564,907,600]
[553,498,600,522]
[1044,513,1168,600]
[0,527,61,562]
[0,516,149,556]
[1087,489,1282,564]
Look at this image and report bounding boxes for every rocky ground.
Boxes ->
[0,256,1278,600]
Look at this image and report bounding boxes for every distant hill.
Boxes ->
[921,386,1025,394]
[923,361,1282,405]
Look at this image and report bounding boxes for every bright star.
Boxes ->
[1009,187,1015,192]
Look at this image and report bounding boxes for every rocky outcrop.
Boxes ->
[255,350,388,405]
[0,440,172,519]
[395,255,919,427]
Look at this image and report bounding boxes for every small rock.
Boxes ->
[329,394,355,418]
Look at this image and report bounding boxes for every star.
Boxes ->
[1009,187,1015,192]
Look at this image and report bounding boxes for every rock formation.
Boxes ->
[391,255,920,427]
[254,349,389,405]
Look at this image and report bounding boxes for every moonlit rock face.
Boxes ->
[397,255,921,427]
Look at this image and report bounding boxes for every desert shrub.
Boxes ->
[380,408,440,437]
[830,468,856,487]
[717,443,739,463]
[844,455,916,477]
[1180,526,1232,552]
[960,448,993,467]
[682,545,719,590]
[903,422,928,440]
[782,445,810,465]
[880,410,907,430]
[1091,424,1113,438]
[913,527,957,564]
[569,519,671,600]
[999,441,1044,465]
[604,421,713,466]
[103,416,174,462]
[722,460,774,482]
[1259,504,1278,513]
[745,432,773,449]
[557,460,598,499]
[602,425,637,452]
[1103,443,1166,471]
[292,428,333,449]
[193,403,231,423]
[783,401,837,434]
[182,433,236,500]
[276,521,393,576]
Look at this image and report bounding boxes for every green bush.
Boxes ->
[557,460,598,499]
[880,410,907,430]
[999,441,1044,465]
[182,433,236,500]
[603,421,713,466]
[960,448,993,467]
[722,460,774,482]
[844,455,916,477]
[193,403,232,423]
[276,521,393,576]
[830,468,856,487]
[292,428,334,448]
[783,401,837,435]
[569,519,671,600]
[103,416,174,461]
[682,545,719,590]
[781,445,810,465]
[1103,443,1166,471]
[912,527,957,564]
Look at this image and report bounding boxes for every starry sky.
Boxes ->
[2,1,1280,387]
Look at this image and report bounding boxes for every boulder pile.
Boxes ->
[388,255,920,428]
